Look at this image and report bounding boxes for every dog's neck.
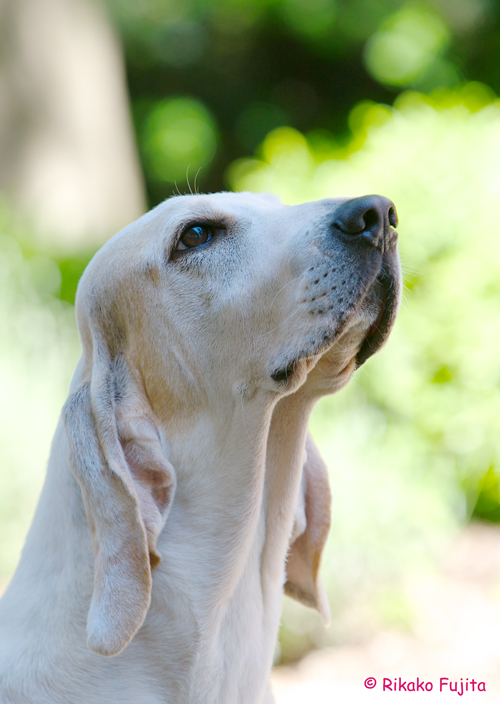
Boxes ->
[154,388,316,703]
[0,381,316,704]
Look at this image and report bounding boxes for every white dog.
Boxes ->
[0,192,400,703]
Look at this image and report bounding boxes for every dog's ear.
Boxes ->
[62,338,175,657]
[284,434,331,625]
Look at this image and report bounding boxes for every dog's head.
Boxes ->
[63,191,401,655]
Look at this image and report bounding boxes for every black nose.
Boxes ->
[333,195,398,250]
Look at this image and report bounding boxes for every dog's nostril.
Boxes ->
[363,208,379,232]
[389,206,398,228]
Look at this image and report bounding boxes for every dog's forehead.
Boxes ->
[152,191,285,229]
[171,190,283,211]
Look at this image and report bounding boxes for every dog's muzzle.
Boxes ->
[332,195,400,367]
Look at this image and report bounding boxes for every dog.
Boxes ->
[0,191,400,703]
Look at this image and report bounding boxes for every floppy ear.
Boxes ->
[284,434,331,625]
[62,342,175,657]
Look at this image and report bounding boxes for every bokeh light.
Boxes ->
[363,4,451,87]
[142,97,218,184]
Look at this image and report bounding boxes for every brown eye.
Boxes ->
[176,225,212,250]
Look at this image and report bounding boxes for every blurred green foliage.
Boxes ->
[104,0,500,200]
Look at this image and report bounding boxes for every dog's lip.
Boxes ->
[337,358,356,376]
[355,268,398,368]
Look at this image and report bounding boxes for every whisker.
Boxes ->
[186,166,194,195]
[399,259,422,275]
[256,306,301,339]
[269,275,303,310]
[194,167,202,195]
[266,154,285,193]
[314,336,342,372]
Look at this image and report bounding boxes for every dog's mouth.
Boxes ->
[355,264,400,368]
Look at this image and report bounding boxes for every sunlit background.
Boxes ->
[2,0,500,700]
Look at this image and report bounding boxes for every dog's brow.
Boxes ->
[176,209,238,231]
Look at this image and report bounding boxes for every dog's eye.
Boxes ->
[176,225,212,250]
